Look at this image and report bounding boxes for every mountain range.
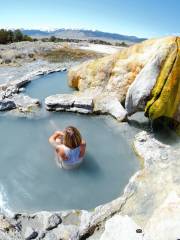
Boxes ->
[22,29,147,43]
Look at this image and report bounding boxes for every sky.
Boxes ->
[0,0,180,38]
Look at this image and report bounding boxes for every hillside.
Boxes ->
[22,28,146,43]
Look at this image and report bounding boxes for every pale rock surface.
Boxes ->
[100,215,143,240]
[45,94,94,113]
[145,191,180,240]
[0,216,12,232]
[45,88,127,120]
[121,131,180,227]
[78,43,124,54]
[12,94,40,112]
[68,36,179,121]
[94,95,127,121]
[69,37,175,100]
[45,94,75,108]
[133,131,171,169]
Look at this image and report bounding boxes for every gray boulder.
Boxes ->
[0,99,16,111]
[24,227,38,240]
[46,214,62,231]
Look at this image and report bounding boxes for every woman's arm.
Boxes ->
[56,146,68,161]
[49,131,64,148]
[49,131,68,161]
[56,131,64,137]
[79,139,86,158]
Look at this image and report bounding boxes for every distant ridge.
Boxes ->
[22,28,147,43]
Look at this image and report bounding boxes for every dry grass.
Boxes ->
[41,47,104,63]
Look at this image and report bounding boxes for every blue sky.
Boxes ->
[0,0,180,38]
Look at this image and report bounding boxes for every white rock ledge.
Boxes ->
[45,93,128,121]
[45,94,94,114]
[0,64,69,113]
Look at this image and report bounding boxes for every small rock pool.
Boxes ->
[0,72,139,214]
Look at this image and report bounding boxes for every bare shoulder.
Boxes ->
[81,139,86,146]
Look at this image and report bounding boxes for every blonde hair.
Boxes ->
[63,126,82,149]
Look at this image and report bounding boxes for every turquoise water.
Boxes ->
[25,71,73,101]
[0,72,139,214]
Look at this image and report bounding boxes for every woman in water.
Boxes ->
[49,126,86,169]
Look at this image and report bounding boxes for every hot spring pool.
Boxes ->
[0,72,139,214]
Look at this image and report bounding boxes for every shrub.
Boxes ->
[0,29,33,44]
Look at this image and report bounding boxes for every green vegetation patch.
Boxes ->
[0,29,32,44]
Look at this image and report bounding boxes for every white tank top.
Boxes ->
[63,145,83,164]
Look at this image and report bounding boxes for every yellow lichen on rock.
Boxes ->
[68,36,180,123]
[145,37,180,121]
[69,37,177,102]
[68,54,116,91]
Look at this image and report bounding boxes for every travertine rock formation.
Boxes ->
[68,36,180,125]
